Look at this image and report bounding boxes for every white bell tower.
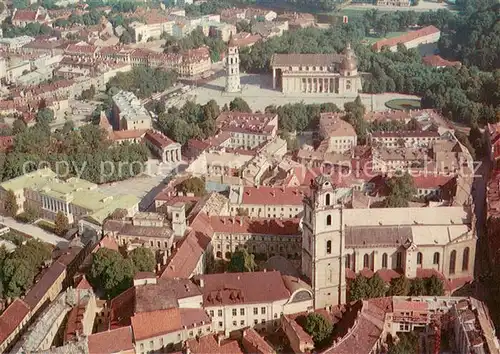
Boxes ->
[301,175,346,308]
[225,35,241,93]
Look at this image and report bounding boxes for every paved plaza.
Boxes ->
[185,73,420,112]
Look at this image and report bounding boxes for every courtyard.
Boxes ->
[182,73,421,112]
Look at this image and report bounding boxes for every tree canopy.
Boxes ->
[129,247,156,272]
[384,172,417,207]
[228,249,257,273]
[4,190,18,217]
[349,273,444,300]
[89,248,135,298]
[157,101,220,145]
[229,97,252,113]
[299,313,333,347]
[176,177,206,197]
[1,117,149,184]
[388,332,419,354]
[54,211,69,236]
[107,66,177,99]
[1,239,51,298]
[388,275,410,296]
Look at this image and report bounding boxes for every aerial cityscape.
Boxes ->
[0,0,498,352]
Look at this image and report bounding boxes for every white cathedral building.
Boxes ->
[302,175,477,309]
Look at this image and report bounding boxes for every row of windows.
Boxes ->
[342,252,435,270]
[214,234,300,242]
[230,207,301,213]
[209,307,268,318]
[349,248,471,274]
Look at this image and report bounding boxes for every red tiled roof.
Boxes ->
[13,9,37,22]
[242,328,274,354]
[65,43,98,54]
[412,174,455,189]
[0,136,14,152]
[230,32,262,47]
[359,268,374,278]
[155,193,200,204]
[216,112,277,135]
[320,112,357,138]
[134,271,156,280]
[182,46,210,64]
[372,25,440,51]
[180,308,211,328]
[240,186,308,205]
[0,299,30,344]
[112,129,147,141]
[186,335,244,354]
[422,55,461,68]
[210,216,300,235]
[194,271,290,306]
[109,287,135,329]
[161,227,212,279]
[131,308,182,340]
[393,300,428,311]
[93,235,119,253]
[416,267,445,280]
[131,307,210,341]
[23,261,66,309]
[145,130,176,149]
[371,130,440,138]
[75,275,93,290]
[375,268,401,283]
[345,268,356,279]
[323,299,388,354]
[88,327,134,354]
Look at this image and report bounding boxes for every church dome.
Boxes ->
[340,43,357,71]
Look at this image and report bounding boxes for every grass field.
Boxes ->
[385,98,422,110]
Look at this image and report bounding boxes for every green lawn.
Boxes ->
[385,99,422,111]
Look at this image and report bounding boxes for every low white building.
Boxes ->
[193,271,313,335]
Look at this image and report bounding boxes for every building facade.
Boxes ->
[270,44,362,95]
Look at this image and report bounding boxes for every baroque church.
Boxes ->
[302,175,476,308]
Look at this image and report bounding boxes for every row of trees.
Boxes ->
[0,113,149,183]
[2,20,52,38]
[0,239,52,298]
[349,273,445,301]
[107,66,177,99]
[53,9,104,28]
[89,247,156,298]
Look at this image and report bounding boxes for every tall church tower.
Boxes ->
[225,36,241,93]
[302,175,346,309]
